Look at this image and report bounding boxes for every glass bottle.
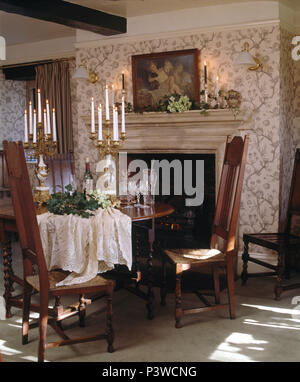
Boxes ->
[83,157,93,196]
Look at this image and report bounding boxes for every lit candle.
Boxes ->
[105,84,110,120]
[204,61,207,85]
[111,84,114,106]
[43,109,47,135]
[46,99,51,135]
[113,105,118,141]
[98,104,102,141]
[24,109,28,143]
[37,89,42,123]
[33,109,37,143]
[52,108,57,142]
[121,95,125,133]
[91,97,95,133]
[28,101,33,135]
[215,76,220,99]
[121,72,125,91]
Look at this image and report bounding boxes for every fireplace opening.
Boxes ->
[127,153,215,249]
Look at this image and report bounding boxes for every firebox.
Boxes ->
[127,153,215,249]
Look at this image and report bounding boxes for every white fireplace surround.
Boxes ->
[83,109,251,187]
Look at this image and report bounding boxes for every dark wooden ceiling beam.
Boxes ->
[0,0,127,36]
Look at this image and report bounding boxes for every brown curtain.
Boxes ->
[35,60,73,154]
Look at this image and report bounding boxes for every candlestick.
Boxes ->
[37,89,42,123]
[122,72,125,91]
[105,84,110,120]
[43,109,47,135]
[46,99,51,135]
[33,109,37,143]
[29,101,33,135]
[24,109,28,143]
[52,108,57,142]
[121,95,125,133]
[91,97,95,133]
[204,61,207,85]
[98,104,103,141]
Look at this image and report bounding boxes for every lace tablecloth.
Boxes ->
[37,207,132,286]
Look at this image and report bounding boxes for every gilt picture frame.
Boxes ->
[132,49,200,111]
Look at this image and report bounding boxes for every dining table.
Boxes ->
[0,197,174,320]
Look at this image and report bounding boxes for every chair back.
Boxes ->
[0,150,10,198]
[44,153,75,193]
[286,148,300,235]
[210,135,249,255]
[2,141,49,302]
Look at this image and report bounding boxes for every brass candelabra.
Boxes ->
[24,122,57,207]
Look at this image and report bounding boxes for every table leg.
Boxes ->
[146,219,155,320]
[2,234,13,318]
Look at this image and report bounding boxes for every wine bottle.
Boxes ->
[83,157,93,196]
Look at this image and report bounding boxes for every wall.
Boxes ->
[0,69,26,148]
[74,22,282,248]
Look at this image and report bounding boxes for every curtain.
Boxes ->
[35,60,73,154]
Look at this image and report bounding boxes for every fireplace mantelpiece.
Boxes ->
[82,109,250,187]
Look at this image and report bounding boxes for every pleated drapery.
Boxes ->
[35,60,73,154]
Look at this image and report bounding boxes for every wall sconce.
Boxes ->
[73,61,98,84]
[235,42,262,71]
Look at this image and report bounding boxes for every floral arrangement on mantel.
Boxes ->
[46,185,120,218]
[116,89,241,117]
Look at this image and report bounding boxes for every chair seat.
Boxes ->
[164,248,225,265]
[26,270,113,294]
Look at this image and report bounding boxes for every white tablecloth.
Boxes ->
[37,207,132,286]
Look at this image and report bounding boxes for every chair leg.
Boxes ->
[22,282,33,345]
[175,265,183,329]
[213,265,220,305]
[79,294,86,327]
[160,255,167,306]
[241,239,249,285]
[275,249,284,300]
[226,258,235,319]
[106,287,114,353]
[38,314,48,362]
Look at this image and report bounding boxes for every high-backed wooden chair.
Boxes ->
[0,150,10,198]
[160,135,249,328]
[241,148,300,300]
[3,141,115,362]
[44,153,75,194]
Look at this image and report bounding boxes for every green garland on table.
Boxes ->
[46,185,118,219]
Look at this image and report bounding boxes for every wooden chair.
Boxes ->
[241,148,300,300]
[160,135,249,328]
[44,153,75,194]
[0,150,10,198]
[3,141,115,362]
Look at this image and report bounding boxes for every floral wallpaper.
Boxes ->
[73,24,284,249]
[0,70,26,148]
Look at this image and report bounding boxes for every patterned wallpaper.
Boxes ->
[74,24,282,247]
[0,70,26,148]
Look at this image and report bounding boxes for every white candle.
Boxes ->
[105,84,109,120]
[28,101,33,135]
[52,108,57,142]
[33,109,37,143]
[37,89,42,123]
[43,109,47,135]
[91,97,95,133]
[121,95,125,133]
[111,84,114,106]
[98,104,102,140]
[215,76,220,98]
[46,99,51,135]
[113,106,118,141]
[24,109,28,143]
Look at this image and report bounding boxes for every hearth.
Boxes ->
[127,153,215,249]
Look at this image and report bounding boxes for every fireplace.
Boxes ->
[127,152,215,248]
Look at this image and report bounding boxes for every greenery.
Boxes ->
[46,184,113,219]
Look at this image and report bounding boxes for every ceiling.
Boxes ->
[0,0,299,46]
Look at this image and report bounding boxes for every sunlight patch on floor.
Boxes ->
[208,332,267,362]
[242,303,300,316]
[0,340,22,356]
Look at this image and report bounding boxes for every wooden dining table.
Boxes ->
[0,198,174,320]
